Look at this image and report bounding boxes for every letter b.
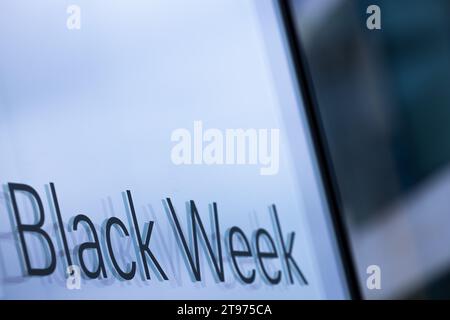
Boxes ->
[8,183,56,276]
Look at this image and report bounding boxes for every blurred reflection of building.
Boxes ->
[290,0,450,298]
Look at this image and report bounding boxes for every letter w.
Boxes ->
[166,198,224,282]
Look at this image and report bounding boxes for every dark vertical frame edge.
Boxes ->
[277,0,362,299]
